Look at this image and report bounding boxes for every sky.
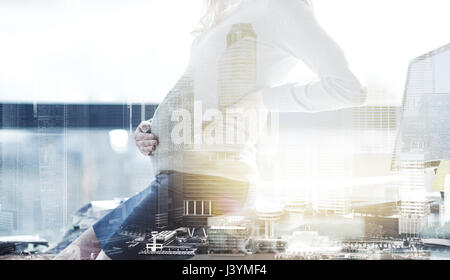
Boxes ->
[0,0,449,104]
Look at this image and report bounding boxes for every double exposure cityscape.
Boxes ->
[1,0,450,262]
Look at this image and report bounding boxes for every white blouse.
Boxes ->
[149,0,366,182]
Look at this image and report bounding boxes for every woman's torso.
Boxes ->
[150,0,302,181]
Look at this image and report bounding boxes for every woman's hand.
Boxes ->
[134,120,158,156]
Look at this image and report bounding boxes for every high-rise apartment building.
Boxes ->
[218,23,257,109]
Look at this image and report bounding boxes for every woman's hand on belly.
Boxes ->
[134,120,159,156]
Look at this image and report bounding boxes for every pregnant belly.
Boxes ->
[149,92,191,176]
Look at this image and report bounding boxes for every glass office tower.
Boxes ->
[392,43,450,235]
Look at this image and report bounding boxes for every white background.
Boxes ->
[0,0,449,104]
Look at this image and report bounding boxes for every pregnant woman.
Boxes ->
[56,0,366,260]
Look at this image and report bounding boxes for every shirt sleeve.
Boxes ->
[261,0,367,112]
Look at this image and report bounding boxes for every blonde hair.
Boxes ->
[192,0,245,36]
[192,0,313,36]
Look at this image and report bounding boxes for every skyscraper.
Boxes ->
[352,104,399,154]
[182,23,258,229]
[37,104,68,237]
[392,43,450,235]
[444,175,450,224]
[218,23,257,109]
